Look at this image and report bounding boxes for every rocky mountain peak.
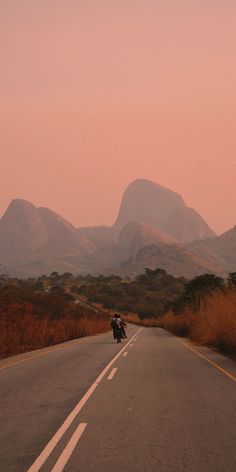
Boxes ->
[1,198,37,223]
[113,179,215,242]
[113,179,185,234]
[0,199,49,257]
[0,199,93,261]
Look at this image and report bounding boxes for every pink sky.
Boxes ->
[0,0,236,234]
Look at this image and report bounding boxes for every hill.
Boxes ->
[119,242,225,279]
[1,180,233,278]
[188,225,236,272]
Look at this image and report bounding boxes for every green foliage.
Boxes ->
[185,273,224,295]
[0,269,232,326]
[172,273,225,313]
[50,271,60,278]
[0,276,105,323]
[227,272,236,288]
[74,267,186,318]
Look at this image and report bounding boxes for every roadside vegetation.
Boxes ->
[0,268,185,358]
[76,268,186,319]
[1,270,236,359]
[0,275,110,358]
[159,273,236,356]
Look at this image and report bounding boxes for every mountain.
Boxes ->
[76,179,215,251]
[188,225,236,272]
[113,179,185,233]
[0,199,93,275]
[78,225,114,247]
[74,222,224,279]
[115,222,176,260]
[119,242,226,279]
[38,207,93,255]
[164,206,216,243]
[76,222,177,276]
[0,180,231,278]
[0,199,49,257]
[112,179,215,242]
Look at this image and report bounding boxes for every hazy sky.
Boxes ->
[1,0,236,234]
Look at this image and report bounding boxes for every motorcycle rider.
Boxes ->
[111,313,127,341]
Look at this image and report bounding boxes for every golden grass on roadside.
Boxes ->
[159,308,195,336]
[0,314,111,359]
[190,291,236,354]
[160,291,236,355]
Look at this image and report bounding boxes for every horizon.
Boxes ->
[1,1,236,234]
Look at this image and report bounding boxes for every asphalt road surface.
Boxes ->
[0,326,236,472]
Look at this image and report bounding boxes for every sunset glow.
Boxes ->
[1,0,235,233]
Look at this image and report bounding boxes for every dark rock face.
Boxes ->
[113,179,215,242]
[113,179,185,234]
[188,225,236,270]
[38,207,93,255]
[116,222,176,261]
[0,199,49,257]
[164,207,215,243]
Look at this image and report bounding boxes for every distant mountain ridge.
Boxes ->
[187,225,236,271]
[0,199,93,260]
[119,242,228,279]
[0,179,234,278]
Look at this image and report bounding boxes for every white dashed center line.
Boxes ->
[107,368,118,380]
[27,328,142,472]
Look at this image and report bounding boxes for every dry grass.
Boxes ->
[160,291,236,355]
[0,312,111,359]
[122,313,141,325]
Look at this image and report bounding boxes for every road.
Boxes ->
[0,326,236,472]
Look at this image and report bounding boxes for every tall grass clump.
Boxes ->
[0,308,111,358]
[161,290,236,356]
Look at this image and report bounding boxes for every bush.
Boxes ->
[0,278,111,358]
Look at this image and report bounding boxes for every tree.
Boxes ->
[50,271,59,277]
[185,274,225,296]
[174,273,225,313]
[227,272,236,288]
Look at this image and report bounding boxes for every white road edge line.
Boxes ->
[50,423,87,472]
[107,368,118,380]
[123,352,128,357]
[27,328,142,472]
